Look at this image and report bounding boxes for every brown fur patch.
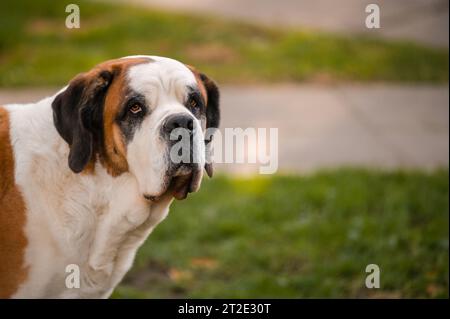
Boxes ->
[186,65,208,105]
[70,57,150,176]
[98,58,150,176]
[0,106,29,298]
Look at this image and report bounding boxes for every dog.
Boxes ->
[0,55,220,298]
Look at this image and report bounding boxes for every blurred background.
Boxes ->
[0,0,448,298]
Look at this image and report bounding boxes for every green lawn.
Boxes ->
[113,169,449,298]
[0,0,448,87]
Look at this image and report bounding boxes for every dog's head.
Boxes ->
[52,56,220,200]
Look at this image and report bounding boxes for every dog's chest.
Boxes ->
[17,164,169,298]
[54,174,156,298]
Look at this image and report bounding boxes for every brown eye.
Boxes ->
[129,104,142,114]
[189,98,197,108]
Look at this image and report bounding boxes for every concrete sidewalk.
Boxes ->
[1,84,448,174]
[122,0,449,48]
[219,84,449,174]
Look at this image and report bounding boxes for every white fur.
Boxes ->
[4,56,206,298]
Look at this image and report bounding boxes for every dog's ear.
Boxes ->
[52,70,113,173]
[199,73,220,178]
[199,73,220,130]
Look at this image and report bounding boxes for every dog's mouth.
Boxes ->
[169,165,202,200]
[144,165,202,202]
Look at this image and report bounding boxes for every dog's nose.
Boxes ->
[163,114,194,135]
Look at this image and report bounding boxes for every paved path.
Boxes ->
[121,0,449,47]
[1,85,448,174]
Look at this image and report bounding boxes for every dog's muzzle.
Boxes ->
[160,113,203,200]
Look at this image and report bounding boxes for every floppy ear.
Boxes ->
[199,73,220,178]
[52,70,113,173]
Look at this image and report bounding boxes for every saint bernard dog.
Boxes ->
[0,55,220,298]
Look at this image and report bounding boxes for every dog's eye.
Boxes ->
[189,98,197,108]
[129,103,143,114]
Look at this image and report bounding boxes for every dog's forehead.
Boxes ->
[124,56,197,94]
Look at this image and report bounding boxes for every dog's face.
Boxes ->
[52,56,220,200]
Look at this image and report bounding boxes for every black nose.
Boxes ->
[163,114,194,135]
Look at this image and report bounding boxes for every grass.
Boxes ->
[112,169,449,298]
[0,0,448,87]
